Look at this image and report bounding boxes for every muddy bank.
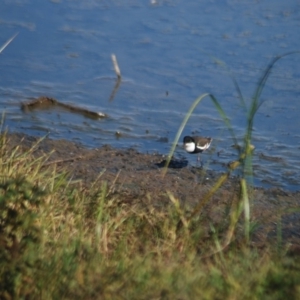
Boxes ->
[5,132,300,250]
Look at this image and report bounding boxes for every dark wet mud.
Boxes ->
[5,132,300,252]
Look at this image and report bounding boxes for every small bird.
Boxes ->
[183,136,212,164]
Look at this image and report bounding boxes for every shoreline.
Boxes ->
[6,131,299,192]
[4,131,300,248]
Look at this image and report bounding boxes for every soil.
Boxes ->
[5,132,300,253]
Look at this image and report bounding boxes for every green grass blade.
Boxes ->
[241,178,250,244]
[187,172,229,222]
[250,51,300,118]
[212,56,247,111]
[209,94,238,147]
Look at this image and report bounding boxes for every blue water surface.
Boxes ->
[0,0,300,190]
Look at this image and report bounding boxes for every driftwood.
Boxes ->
[21,96,107,120]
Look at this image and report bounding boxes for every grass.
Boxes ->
[0,42,300,297]
[0,133,300,299]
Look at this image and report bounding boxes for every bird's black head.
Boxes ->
[183,136,194,144]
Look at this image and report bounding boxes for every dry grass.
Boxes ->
[0,132,299,299]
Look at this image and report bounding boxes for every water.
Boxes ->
[1,0,300,190]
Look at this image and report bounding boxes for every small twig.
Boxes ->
[111,54,122,79]
[0,33,18,54]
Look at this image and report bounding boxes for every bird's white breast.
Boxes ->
[184,142,196,153]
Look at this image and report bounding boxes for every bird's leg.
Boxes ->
[197,154,203,168]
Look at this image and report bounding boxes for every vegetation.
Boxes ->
[0,42,300,297]
[0,135,300,299]
[0,135,299,298]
